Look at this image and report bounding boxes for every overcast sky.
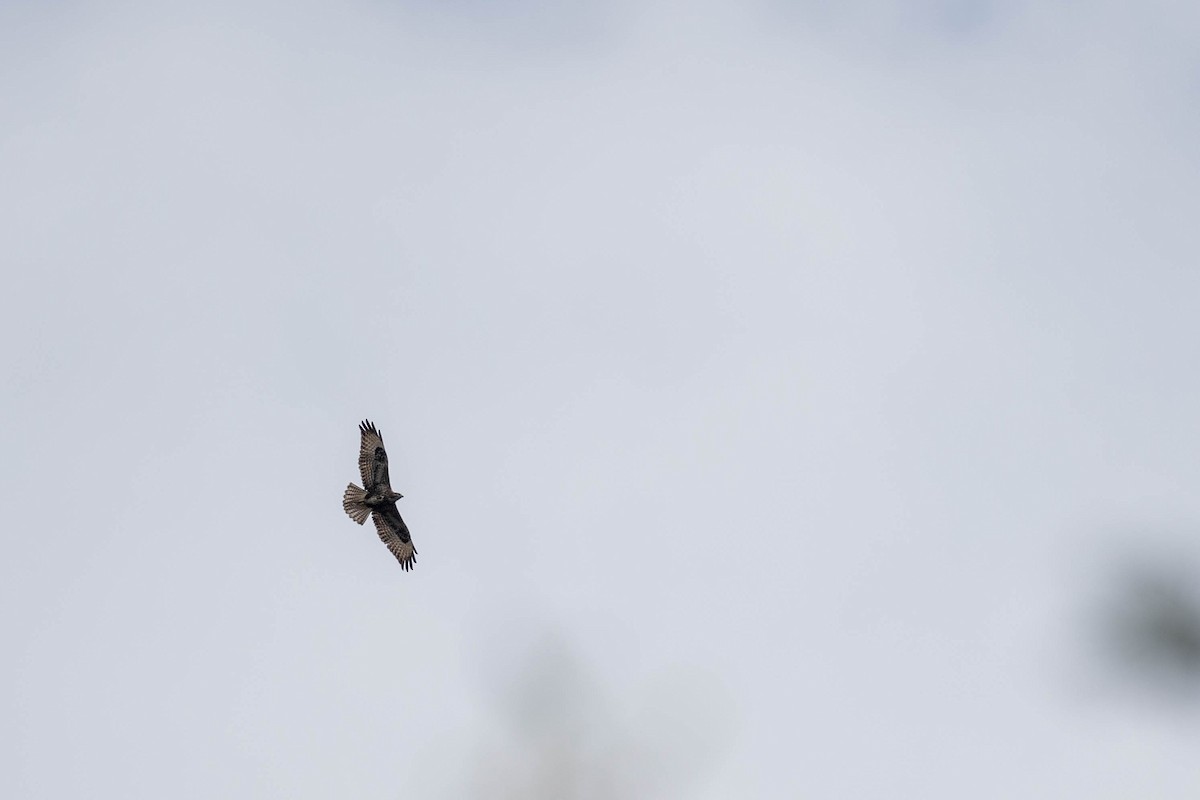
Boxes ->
[3,1,1200,797]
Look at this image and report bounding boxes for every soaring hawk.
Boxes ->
[342,420,417,571]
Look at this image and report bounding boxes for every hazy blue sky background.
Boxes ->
[3,0,1200,797]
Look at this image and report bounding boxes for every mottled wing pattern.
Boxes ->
[372,504,417,571]
[358,420,391,492]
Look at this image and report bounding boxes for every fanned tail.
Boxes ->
[343,483,370,524]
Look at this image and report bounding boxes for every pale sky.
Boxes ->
[3,1,1200,797]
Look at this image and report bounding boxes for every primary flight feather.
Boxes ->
[342,420,417,571]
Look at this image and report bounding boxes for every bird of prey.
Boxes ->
[342,420,417,571]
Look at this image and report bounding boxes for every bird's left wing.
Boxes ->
[358,419,392,492]
[372,504,417,572]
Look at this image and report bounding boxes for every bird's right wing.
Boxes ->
[372,503,417,572]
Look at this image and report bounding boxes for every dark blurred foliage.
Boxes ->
[462,628,730,799]
[1091,544,1200,704]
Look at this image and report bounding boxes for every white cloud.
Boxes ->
[2,1,1199,797]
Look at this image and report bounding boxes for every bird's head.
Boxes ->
[389,491,404,502]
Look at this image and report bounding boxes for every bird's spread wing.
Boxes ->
[372,504,417,571]
[358,419,391,492]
